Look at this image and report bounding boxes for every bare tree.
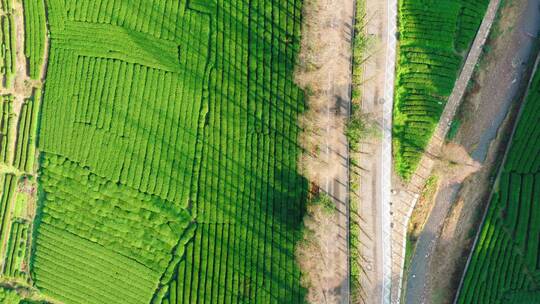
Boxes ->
[296,195,347,304]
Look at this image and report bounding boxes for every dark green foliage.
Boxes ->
[0,95,13,163]
[34,0,307,303]
[394,0,489,179]
[446,118,461,140]
[23,0,46,79]
[0,0,16,87]
[0,174,17,259]
[0,286,21,304]
[457,65,540,303]
[3,220,29,278]
[13,92,40,172]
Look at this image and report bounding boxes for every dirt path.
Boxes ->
[295,0,355,302]
[389,0,503,303]
[414,1,540,303]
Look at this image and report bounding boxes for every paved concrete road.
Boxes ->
[405,184,460,304]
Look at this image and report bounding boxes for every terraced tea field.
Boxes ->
[4,0,309,303]
[457,64,540,303]
[394,0,489,178]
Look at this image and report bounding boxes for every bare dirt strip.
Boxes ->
[295,0,355,302]
[389,0,503,303]
[423,1,540,303]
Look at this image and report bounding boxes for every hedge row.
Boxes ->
[23,0,46,79]
[394,0,489,179]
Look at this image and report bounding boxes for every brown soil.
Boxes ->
[407,175,439,244]
[296,201,347,304]
[407,143,479,256]
[295,0,352,186]
[435,143,481,186]
[423,0,540,302]
[294,0,354,302]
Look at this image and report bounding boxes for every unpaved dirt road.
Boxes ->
[295,0,355,302]
[416,0,540,303]
[391,0,503,303]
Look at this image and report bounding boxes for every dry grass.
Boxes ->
[296,196,346,304]
[295,0,350,186]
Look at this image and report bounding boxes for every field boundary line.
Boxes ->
[390,0,502,302]
[452,51,540,304]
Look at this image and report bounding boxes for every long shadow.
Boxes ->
[35,0,311,303]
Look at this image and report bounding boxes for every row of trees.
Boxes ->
[0,11,16,87]
[0,95,13,163]
[13,93,40,173]
[0,174,17,263]
[3,220,29,278]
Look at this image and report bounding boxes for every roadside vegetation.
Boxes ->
[296,194,345,304]
[393,0,490,180]
[348,0,369,301]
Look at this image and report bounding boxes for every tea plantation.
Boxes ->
[394,0,489,178]
[457,64,540,303]
[28,0,307,303]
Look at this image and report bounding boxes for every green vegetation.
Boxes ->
[0,174,16,257]
[33,0,306,303]
[394,0,489,179]
[23,0,46,80]
[13,178,32,219]
[3,220,29,278]
[0,0,16,87]
[349,0,367,300]
[446,118,461,141]
[0,286,21,304]
[33,154,193,303]
[0,95,14,163]
[13,92,40,173]
[457,65,540,303]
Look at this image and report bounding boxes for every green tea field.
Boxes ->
[0,0,309,303]
[457,63,540,303]
[394,0,489,178]
[31,0,308,303]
